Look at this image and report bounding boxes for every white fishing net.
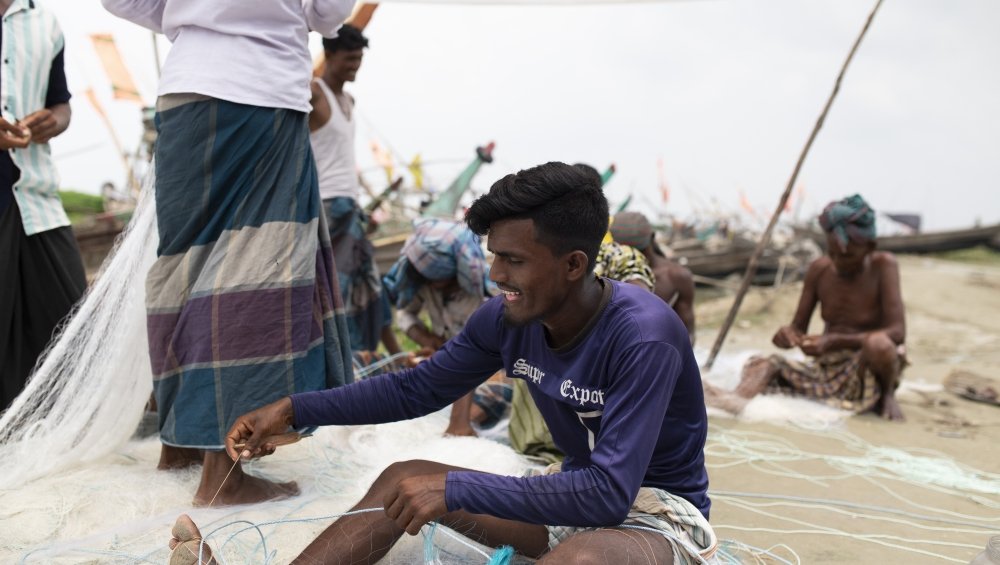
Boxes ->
[0,170,158,491]
[1,411,536,564]
[0,169,540,564]
[698,348,853,430]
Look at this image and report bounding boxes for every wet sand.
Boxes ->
[697,254,1000,563]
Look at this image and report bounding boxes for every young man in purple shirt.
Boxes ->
[169,162,716,564]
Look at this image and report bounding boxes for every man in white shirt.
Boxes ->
[309,24,402,359]
[102,0,356,506]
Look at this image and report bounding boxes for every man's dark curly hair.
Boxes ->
[322,24,368,53]
[465,162,609,273]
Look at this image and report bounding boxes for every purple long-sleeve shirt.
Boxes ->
[292,279,710,526]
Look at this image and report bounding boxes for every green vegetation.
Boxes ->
[929,245,1000,266]
[60,190,104,224]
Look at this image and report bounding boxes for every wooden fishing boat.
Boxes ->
[877,223,1000,254]
[674,243,786,286]
[792,223,1000,255]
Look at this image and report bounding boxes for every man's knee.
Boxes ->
[862,332,899,366]
[368,459,435,495]
[861,332,899,365]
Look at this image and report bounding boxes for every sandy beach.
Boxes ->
[1,253,997,564]
[698,253,1000,564]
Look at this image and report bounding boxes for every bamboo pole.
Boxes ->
[702,0,885,371]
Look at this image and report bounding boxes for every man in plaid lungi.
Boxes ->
[705,194,908,421]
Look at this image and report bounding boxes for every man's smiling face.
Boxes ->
[487,217,571,327]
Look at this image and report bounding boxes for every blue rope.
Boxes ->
[485,544,515,565]
[423,521,440,563]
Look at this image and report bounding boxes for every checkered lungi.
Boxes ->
[757,345,907,413]
[531,463,718,564]
[146,94,353,448]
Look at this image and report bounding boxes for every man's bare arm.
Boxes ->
[774,258,822,348]
[875,252,906,344]
[406,324,446,351]
[308,81,329,133]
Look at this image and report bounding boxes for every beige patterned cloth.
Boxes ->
[530,464,718,564]
[508,379,563,464]
[594,240,655,291]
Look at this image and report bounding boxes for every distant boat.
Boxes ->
[877,224,1000,254]
[668,234,816,287]
[793,223,1000,255]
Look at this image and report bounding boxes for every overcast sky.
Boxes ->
[45,0,1000,231]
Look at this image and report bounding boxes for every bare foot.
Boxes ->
[158,445,203,470]
[879,392,906,422]
[703,382,749,415]
[169,514,216,565]
[193,451,299,506]
[194,472,299,507]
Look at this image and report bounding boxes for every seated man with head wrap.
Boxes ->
[611,211,696,343]
[382,217,502,436]
[704,194,907,421]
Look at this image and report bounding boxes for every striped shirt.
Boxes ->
[2,0,70,235]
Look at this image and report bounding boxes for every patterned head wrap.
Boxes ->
[382,218,494,308]
[610,211,654,251]
[819,194,877,252]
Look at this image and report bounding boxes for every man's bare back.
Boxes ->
[649,256,696,344]
[610,211,697,343]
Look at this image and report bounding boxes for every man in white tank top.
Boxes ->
[310,25,402,360]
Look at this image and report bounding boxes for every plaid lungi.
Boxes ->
[758,346,906,414]
[530,464,718,564]
[325,196,391,352]
[146,94,353,448]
